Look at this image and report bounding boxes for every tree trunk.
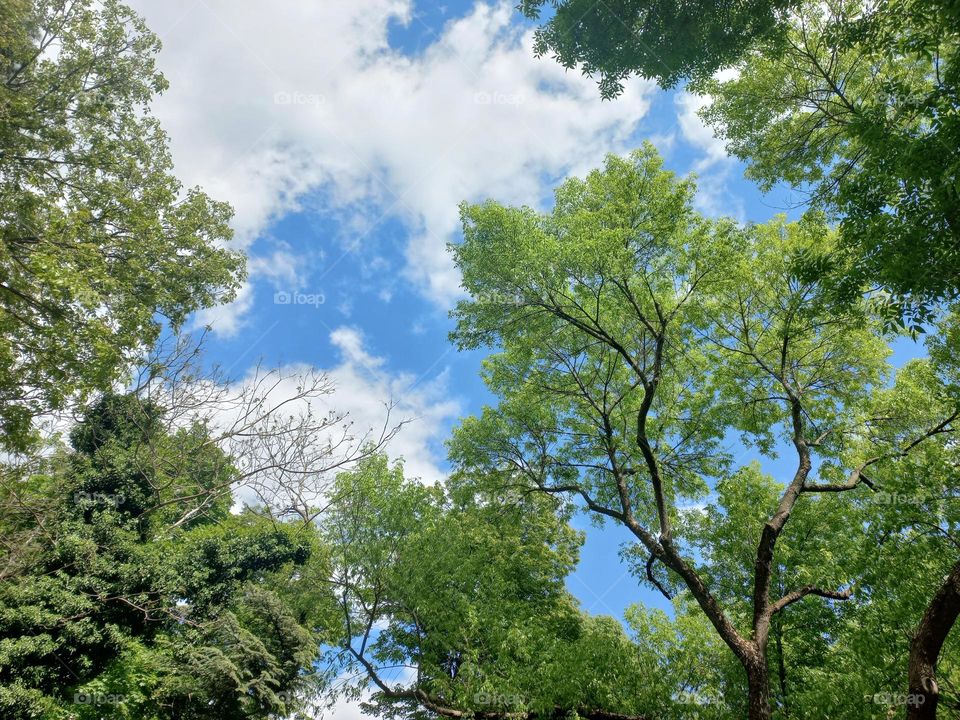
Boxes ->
[774,618,789,717]
[906,557,960,720]
[746,655,772,720]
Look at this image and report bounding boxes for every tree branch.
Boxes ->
[770,584,854,615]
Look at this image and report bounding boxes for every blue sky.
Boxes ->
[130,0,924,662]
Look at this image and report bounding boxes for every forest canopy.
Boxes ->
[1,0,957,719]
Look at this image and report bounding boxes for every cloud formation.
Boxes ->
[129,0,653,328]
[673,68,743,218]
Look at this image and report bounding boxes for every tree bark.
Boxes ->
[906,557,960,720]
[774,618,789,717]
[746,653,773,720]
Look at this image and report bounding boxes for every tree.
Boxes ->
[696,0,959,327]
[518,0,793,94]
[0,392,336,719]
[321,453,665,720]
[0,319,408,718]
[126,331,406,529]
[445,145,957,720]
[0,0,244,450]
[623,352,960,720]
[874,317,960,719]
[677,348,960,719]
[909,559,960,720]
[522,0,959,325]
[0,329,401,582]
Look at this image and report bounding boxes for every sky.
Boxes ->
[125,0,923,708]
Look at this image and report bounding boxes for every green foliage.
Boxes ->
[0,393,330,719]
[519,0,793,93]
[323,454,671,718]
[627,598,747,718]
[0,0,244,450]
[449,145,739,530]
[1,0,958,715]
[698,0,959,325]
[65,393,235,531]
[523,0,959,323]
[447,144,959,718]
[448,145,885,556]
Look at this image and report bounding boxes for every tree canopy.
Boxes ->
[519,0,793,93]
[522,0,959,327]
[446,145,959,720]
[0,0,244,451]
[697,0,960,328]
[321,454,668,720]
[1,1,958,719]
[0,393,333,719]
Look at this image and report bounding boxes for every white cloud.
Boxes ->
[691,170,747,222]
[128,0,654,330]
[321,695,369,720]
[193,278,255,337]
[329,326,383,370]
[324,328,459,485]
[192,247,314,337]
[312,666,417,720]
[673,69,745,218]
[250,248,306,289]
[675,91,728,172]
